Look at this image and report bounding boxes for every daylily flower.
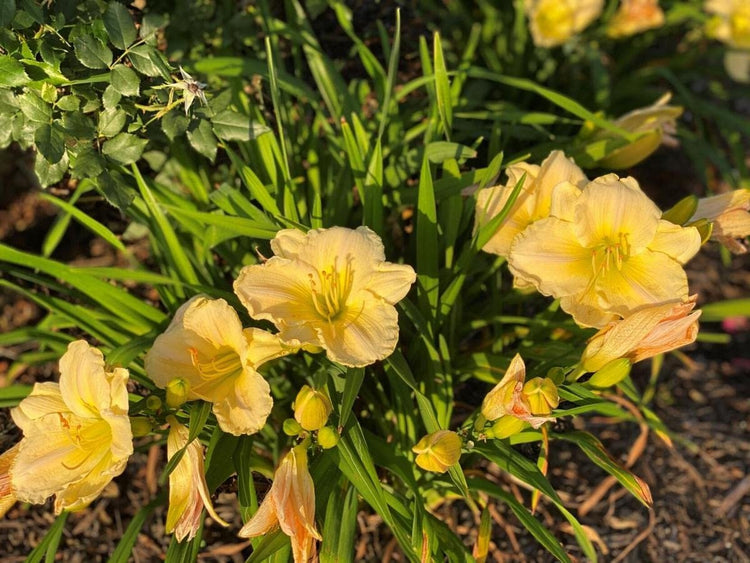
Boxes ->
[145,296,293,436]
[234,227,417,368]
[474,151,587,258]
[524,0,604,47]
[480,354,556,429]
[607,0,665,38]
[412,430,462,473]
[705,0,750,49]
[165,416,229,541]
[0,444,19,518]
[690,190,750,253]
[9,341,132,513]
[238,445,321,563]
[508,174,702,328]
[581,296,701,372]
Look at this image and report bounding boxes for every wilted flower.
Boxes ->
[412,430,462,473]
[171,67,208,115]
[595,93,682,169]
[474,151,587,258]
[607,0,665,38]
[234,227,417,368]
[524,0,604,47]
[10,341,133,513]
[238,445,321,563]
[0,444,19,518]
[293,385,333,431]
[581,296,701,372]
[690,190,750,253]
[508,174,702,328]
[145,296,293,436]
[705,0,750,49]
[166,416,228,542]
[523,377,560,415]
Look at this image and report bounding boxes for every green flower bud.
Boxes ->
[283,418,303,436]
[130,417,153,437]
[165,378,190,408]
[317,427,340,449]
[145,395,162,412]
[485,416,528,439]
[662,195,698,226]
[294,385,333,431]
[589,358,632,388]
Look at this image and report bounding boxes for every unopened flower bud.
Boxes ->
[130,417,153,437]
[485,416,528,440]
[692,219,714,244]
[522,377,559,415]
[412,430,462,473]
[293,385,332,431]
[317,427,340,449]
[146,395,162,412]
[283,418,302,436]
[662,195,698,226]
[165,378,190,408]
[588,358,632,388]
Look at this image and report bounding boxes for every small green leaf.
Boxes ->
[56,95,80,112]
[0,55,29,87]
[102,84,121,109]
[211,109,270,142]
[17,91,51,123]
[98,107,127,137]
[110,64,139,96]
[140,12,168,42]
[34,150,69,187]
[162,111,188,140]
[95,170,135,211]
[71,145,105,179]
[102,132,148,165]
[74,35,113,69]
[0,0,15,28]
[187,119,217,161]
[103,1,137,50]
[34,122,66,164]
[61,112,96,139]
[128,44,161,76]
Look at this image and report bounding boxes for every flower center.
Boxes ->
[309,256,355,322]
[592,232,631,276]
[189,345,243,382]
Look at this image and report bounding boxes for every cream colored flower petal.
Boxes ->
[59,340,111,419]
[107,367,131,414]
[650,221,701,264]
[182,297,247,356]
[549,181,582,221]
[10,382,66,428]
[317,292,400,367]
[535,150,587,213]
[705,0,734,17]
[573,177,660,250]
[508,218,593,297]
[243,328,297,368]
[560,292,620,328]
[53,451,122,513]
[475,184,535,257]
[144,326,204,392]
[212,367,273,435]
[630,310,701,364]
[505,162,540,189]
[573,0,605,32]
[101,409,135,462]
[366,262,417,304]
[716,208,750,238]
[238,494,279,537]
[270,228,308,259]
[481,354,526,420]
[595,251,689,314]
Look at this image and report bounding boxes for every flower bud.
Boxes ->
[165,378,190,408]
[145,395,162,412]
[412,430,462,473]
[293,385,332,431]
[485,416,528,440]
[692,219,714,244]
[522,377,559,415]
[283,418,302,436]
[662,195,698,226]
[588,358,632,388]
[317,427,340,449]
[130,417,153,437]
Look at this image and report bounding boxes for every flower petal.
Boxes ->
[366,261,417,304]
[243,328,297,368]
[270,228,308,259]
[182,297,247,356]
[560,292,619,328]
[211,367,273,435]
[10,382,67,429]
[58,340,111,419]
[649,220,701,264]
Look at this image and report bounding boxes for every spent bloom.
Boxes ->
[234,226,416,368]
[145,296,293,436]
[238,445,321,563]
[705,0,750,49]
[607,0,665,38]
[166,417,228,541]
[412,430,463,473]
[690,190,750,253]
[581,296,701,372]
[9,341,133,513]
[474,150,587,258]
[524,0,604,47]
[508,174,702,328]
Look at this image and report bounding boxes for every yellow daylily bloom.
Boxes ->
[165,416,229,541]
[525,0,604,47]
[508,174,702,328]
[145,296,292,436]
[238,445,321,563]
[581,296,701,372]
[480,354,555,429]
[9,341,132,513]
[690,190,750,253]
[293,385,333,431]
[474,151,587,258]
[595,93,682,169]
[705,0,750,49]
[412,430,462,473]
[0,444,19,518]
[607,0,665,38]
[234,227,417,368]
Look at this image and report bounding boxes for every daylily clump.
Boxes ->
[234,226,416,367]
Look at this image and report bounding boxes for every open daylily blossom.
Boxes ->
[9,341,132,513]
[234,226,417,368]
[581,296,701,372]
[595,93,682,169]
[145,296,293,436]
[690,190,750,253]
[524,0,604,47]
[480,354,556,429]
[508,174,702,328]
[474,150,587,258]
[607,0,665,38]
[0,444,19,518]
[412,430,463,473]
[165,417,228,541]
[706,0,750,49]
[238,445,320,562]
